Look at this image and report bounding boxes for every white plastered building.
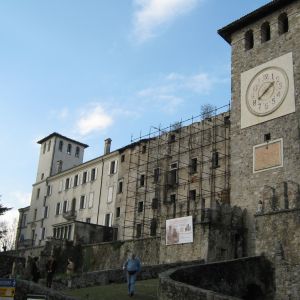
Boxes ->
[17,133,119,248]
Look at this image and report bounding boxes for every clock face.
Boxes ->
[246,66,289,116]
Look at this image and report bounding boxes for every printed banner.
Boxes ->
[166,216,193,245]
[0,279,16,300]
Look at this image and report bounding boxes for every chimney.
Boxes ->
[104,138,112,155]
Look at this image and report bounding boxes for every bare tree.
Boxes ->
[200,103,216,120]
[0,219,17,251]
[0,196,11,241]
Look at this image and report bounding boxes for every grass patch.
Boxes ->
[65,278,158,300]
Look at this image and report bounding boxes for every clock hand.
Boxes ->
[258,81,274,100]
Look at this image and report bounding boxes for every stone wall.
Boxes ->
[15,279,78,300]
[158,256,274,300]
[82,237,160,271]
[52,259,204,290]
[255,208,300,299]
[159,268,241,300]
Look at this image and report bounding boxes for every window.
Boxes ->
[88,192,94,208]
[47,185,52,196]
[67,225,72,240]
[224,115,230,126]
[34,209,37,221]
[189,189,196,201]
[152,198,158,209]
[142,145,147,154]
[170,194,176,203]
[57,160,63,173]
[41,227,46,240]
[67,143,72,155]
[74,174,79,187]
[36,188,40,199]
[91,168,96,181]
[190,158,197,173]
[136,224,142,238]
[53,228,57,239]
[245,30,254,50]
[168,163,178,186]
[140,174,145,187]
[105,213,112,227]
[63,200,68,213]
[56,203,61,215]
[278,13,288,35]
[47,140,51,152]
[65,178,70,190]
[153,168,160,183]
[82,171,88,184]
[264,133,271,142]
[169,134,176,143]
[116,207,120,218]
[107,186,113,203]
[59,140,63,152]
[138,201,144,213]
[118,180,123,193]
[109,160,117,174]
[261,22,271,43]
[80,195,86,209]
[121,154,125,162]
[71,198,76,212]
[43,143,46,154]
[212,151,219,169]
[86,218,91,223]
[150,219,157,236]
[44,206,48,218]
[63,226,68,239]
[59,180,63,192]
[75,146,80,158]
[41,173,44,180]
[21,214,27,227]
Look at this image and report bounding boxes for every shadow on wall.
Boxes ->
[159,256,274,300]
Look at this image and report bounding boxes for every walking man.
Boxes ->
[123,253,141,297]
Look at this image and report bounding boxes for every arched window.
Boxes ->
[278,13,289,35]
[245,30,254,50]
[261,22,271,43]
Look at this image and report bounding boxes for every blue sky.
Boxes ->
[0,0,270,223]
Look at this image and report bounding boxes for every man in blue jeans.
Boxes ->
[123,253,141,297]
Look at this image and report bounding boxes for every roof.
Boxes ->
[37,132,89,148]
[218,0,297,44]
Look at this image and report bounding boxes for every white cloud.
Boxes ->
[166,72,212,94]
[77,104,113,136]
[133,0,200,42]
[137,71,213,113]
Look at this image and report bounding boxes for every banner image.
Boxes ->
[0,278,15,300]
[166,216,193,245]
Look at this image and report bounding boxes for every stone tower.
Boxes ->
[219,0,300,255]
[26,133,88,246]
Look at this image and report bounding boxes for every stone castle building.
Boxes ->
[16,1,300,290]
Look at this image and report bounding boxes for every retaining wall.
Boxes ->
[158,256,275,300]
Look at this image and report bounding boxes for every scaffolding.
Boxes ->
[121,104,231,240]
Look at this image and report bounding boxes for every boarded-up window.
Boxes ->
[107,186,113,203]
